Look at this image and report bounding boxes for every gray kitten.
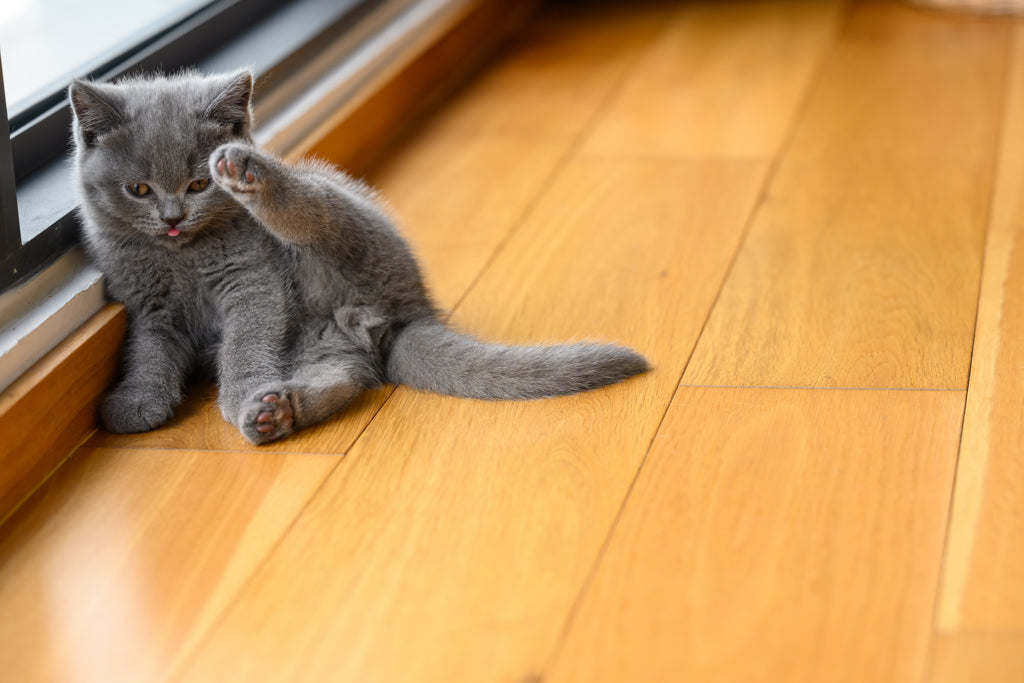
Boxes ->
[69,70,648,444]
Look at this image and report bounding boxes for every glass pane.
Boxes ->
[0,0,214,119]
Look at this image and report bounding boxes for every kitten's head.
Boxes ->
[69,70,254,246]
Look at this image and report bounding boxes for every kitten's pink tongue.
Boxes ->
[167,227,181,237]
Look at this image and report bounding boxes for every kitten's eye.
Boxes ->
[127,182,151,197]
[188,178,210,193]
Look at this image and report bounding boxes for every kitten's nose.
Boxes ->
[159,197,186,226]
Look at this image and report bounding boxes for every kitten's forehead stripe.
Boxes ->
[110,77,231,188]
[136,89,201,187]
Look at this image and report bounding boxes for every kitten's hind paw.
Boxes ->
[210,143,266,196]
[241,392,294,444]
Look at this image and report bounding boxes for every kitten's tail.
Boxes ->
[385,319,649,400]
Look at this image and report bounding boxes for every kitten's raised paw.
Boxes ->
[210,143,265,196]
[242,392,294,444]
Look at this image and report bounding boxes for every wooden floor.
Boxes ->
[2,1,1023,681]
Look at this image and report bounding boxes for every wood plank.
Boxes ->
[0,447,336,683]
[683,1,1006,389]
[545,387,965,683]
[580,0,845,159]
[790,0,1006,166]
[428,0,674,142]
[683,158,992,389]
[0,304,124,524]
[936,25,1024,632]
[173,158,768,682]
[929,634,1024,683]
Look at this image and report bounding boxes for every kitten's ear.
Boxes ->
[69,80,125,147]
[205,71,253,137]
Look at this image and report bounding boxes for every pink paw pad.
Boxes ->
[255,393,293,434]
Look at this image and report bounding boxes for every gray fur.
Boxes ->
[69,70,649,444]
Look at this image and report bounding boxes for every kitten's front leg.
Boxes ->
[209,142,351,248]
[102,320,193,433]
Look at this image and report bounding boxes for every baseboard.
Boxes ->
[0,304,125,525]
[0,0,535,525]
